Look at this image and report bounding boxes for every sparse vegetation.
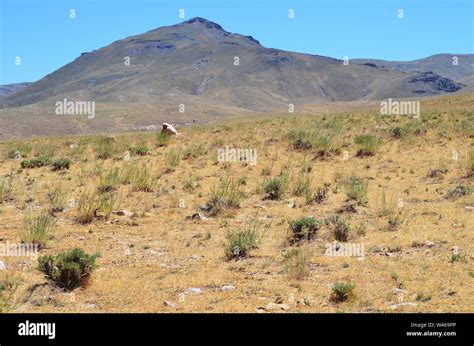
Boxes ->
[263,172,289,200]
[282,247,309,280]
[330,281,355,303]
[288,216,321,244]
[20,214,56,248]
[38,248,97,290]
[20,157,50,169]
[344,176,368,205]
[355,135,383,156]
[225,221,262,260]
[325,214,350,241]
[52,158,71,171]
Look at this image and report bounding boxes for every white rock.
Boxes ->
[161,123,179,136]
[221,285,236,291]
[0,261,6,270]
[123,151,131,161]
[186,287,203,294]
[163,300,176,308]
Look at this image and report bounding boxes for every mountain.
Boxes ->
[0,82,32,97]
[0,17,472,140]
[353,54,474,83]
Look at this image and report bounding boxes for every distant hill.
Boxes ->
[0,83,32,97]
[0,17,472,140]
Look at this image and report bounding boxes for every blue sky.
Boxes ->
[0,0,472,84]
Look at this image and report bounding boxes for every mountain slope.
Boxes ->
[1,18,468,112]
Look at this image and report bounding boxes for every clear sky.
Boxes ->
[0,0,472,84]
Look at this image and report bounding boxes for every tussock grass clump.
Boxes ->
[130,145,149,156]
[263,171,289,200]
[6,142,32,159]
[355,134,383,157]
[165,149,181,167]
[468,151,474,176]
[52,158,71,171]
[34,143,57,159]
[156,132,171,147]
[95,136,116,159]
[288,216,321,244]
[387,212,405,231]
[445,184,471,199]
[0,274,21,312]
[344,176,368,205]
[183,143,207,159]
[20,157,50,169]
[225,221,262,260]
[76,191,100,224]
[47,184,68,214]
[330,281,355,303]
[131,165,156,192]
[206,178,243,216]
[293,173,311,197]
[416,293,432,302]
[390,121,427,140]
[38,248,97,290]
[20,214,56,248]
[306,185,329,204]
[325,214,351,241]
[282,247,309,280]
[288,129,315,150]
[97,167,121,193]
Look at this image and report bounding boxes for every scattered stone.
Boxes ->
[392,288,407,295]
[163,300,176,308]
[186,287,203,294]
[14,151,22,160]
[390,302,418,310]
[68,199,76,208]
[424,241,435,248]
[287,199,296,208]
[452,246,461,256]
[221,285,236,291]
[256,303,290,312]
[465,206,474,211]
[188,255,200,260]
[113,210,134,217]
[69,144,78,149]
[199,204,211,211]
[123,150,131,161]
[124,247,133,256]
[161,123,179,136]
[186,212,207,221]
[0,261,6,270]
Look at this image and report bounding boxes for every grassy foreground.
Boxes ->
[0,93,472,312]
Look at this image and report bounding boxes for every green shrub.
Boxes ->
[344,176,368,205]
[20,214,56,248]
[20,157,50,169]
[52,158,71,171]
[330,281,355,303]
[355,135,383,157]
[263,172,289,200]
[288,216,321,244]
[38,248,97,290]
[325,214,350,241]
[225,221,261,260]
